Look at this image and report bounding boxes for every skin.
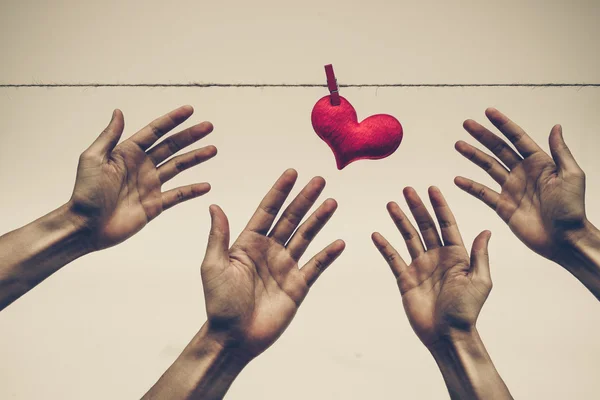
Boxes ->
[0,105,216,310]
[71,105,217,250]
[372,187,512,399]
[455,108,600,299]
[143,169,345,399]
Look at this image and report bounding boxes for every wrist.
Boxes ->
[427,327,513,399]
[560,218,599,249]
[184,323,255,369]
[553,219,600,299]
[144,324,252,399]
[0,203,94,310]
[58,201,97,253]
[427,327,483,358]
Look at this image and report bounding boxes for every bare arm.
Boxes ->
[143,169,345,399]
[372,187,512,399]
[553,221,600,299]
[0,204,90,309]
[142,324,250,400]
[430,330,512,400]
[455,108,600,299]
[0,106,216,311]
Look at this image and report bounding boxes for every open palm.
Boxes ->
[373,187,492,347]
[70,106,217,250]
[201,170,345,357]
[455,108,586,260]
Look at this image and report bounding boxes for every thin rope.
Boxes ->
[1,83,599,88]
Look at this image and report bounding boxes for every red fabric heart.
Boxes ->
[311,95,403,169]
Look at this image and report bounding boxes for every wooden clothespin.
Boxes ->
[324,64,341,106]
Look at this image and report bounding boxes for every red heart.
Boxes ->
[311,95,403,169]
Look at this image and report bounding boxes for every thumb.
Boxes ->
[205,204,230,262]
[470,230,492,283]
[549,124,581,175]
[87,109,124,156]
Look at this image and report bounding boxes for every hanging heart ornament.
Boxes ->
[311,65,403,170]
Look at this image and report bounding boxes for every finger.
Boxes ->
[548,124,582,175]
[428,186,464,247]
[462,119,521,169]
[300,239,346,288]
[455,140,510,185]
[244,169,298,235]
[148,121,214,165]
[161,183,211,211]
[485,108,544,158]
[87,109,124,156]
[158,145,218,183]
[371,232,408,278]
[470,230,492,284]
[268,176,326,245]
[386,201,425,259]
[287,198,338,261]
[403,187,442,250]
[454,176,500,210]
[204,204,231,262]
[129,105,194,151]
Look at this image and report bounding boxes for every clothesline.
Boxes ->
[1,83,599,88]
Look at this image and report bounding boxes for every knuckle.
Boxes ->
[79,150,101,164]
[438,219,453,229]
[313,258,325,273]
[149,123,161,138]
[402,231,415,241]
[481,160,493,171]
[466,148,477,161]
[261,205,279,217]
[175,161,187,172]
[419,219,435,230]
[301,227,317,242]
[491,141,507,155]
[477,188,486,199]
[285,211,303,226]
[563,167,585,181]
[509,132,522,143]
[165,138,181,153]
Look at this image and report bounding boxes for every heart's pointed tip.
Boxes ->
[336,158,355,170]
[334,153,352,170]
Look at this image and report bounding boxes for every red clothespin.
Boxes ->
[324,64,341,106]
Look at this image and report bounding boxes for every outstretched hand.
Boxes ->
[69,105,217,250]
[201,169,345,357]
[372,187,492,347]
[454,108,587,261]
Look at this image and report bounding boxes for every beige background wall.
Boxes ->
[1,1,599,399]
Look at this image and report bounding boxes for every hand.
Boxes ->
[454,108,587,261]
[69,105,217,250]
[200,169,345,358]
[372,187,492,347]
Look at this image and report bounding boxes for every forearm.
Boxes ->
[556,220,600,300]
[142,323,252,400]
[0,202,91,310]
[428,329,512,400]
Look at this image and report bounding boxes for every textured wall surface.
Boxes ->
[1,1,599,399]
